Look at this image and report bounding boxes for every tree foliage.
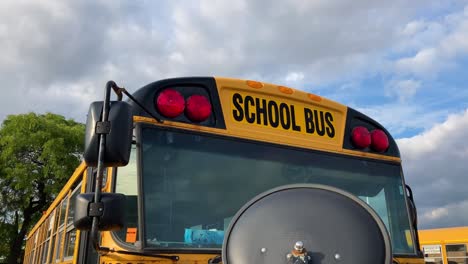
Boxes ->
[0,113,84,264]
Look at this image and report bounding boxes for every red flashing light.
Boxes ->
[185,95,212,122]
[351,126,371,149]
[371,129,389,152]
[156,89,185,118]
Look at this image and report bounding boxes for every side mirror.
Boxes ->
[74,192,126,231]
[83,101,133,167]
[405,185,418,228]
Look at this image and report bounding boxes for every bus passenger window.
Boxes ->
[47,210,57,264]
[446,244,468,264]
[54,200,67,263]
[64,183,81,260]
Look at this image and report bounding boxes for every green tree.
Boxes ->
[0,113,84,264]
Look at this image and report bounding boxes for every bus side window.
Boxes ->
[54,197,68,263]
[47,209,57,264]
[40,215,53,264]
[63,183,81,261]
[446,244,468,264]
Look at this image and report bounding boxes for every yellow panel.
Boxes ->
[99,231,219,263]
[419,226,468,244]
[394,257,425,264]
[215,77,348,153]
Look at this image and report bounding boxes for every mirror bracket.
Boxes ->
[88,202,104,217]
[95,121,111,135]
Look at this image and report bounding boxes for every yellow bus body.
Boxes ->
[419,227,468,264]
[23,77,423,264]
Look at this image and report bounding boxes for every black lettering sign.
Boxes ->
[279,103,291,130]
[268,101,279,128]
[232,93,244,121]
[304,108,315,134]
[291,106,301,132]
[232,93,335,139]
[314,110,325,136]
[325,112,335,138]
[245,96,255,123]
[256,98,268,126]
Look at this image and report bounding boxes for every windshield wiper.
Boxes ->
[100,247,179,261]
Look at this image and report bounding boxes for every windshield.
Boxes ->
[137,126,415,254]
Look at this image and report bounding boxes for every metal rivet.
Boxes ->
[261,248,267,253]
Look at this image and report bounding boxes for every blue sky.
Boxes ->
[0,0,467,229]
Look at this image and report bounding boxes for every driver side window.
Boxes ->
[114,145,139,246]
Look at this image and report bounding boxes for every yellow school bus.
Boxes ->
[419,227,468,264]
[23,77,424,263]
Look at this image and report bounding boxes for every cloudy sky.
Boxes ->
[1,0,467,229]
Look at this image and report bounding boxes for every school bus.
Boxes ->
[419,227,468,264]
[23,77,424,264]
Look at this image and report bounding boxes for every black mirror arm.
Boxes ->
[111,85,124,101]
[405,184,414,201]
[89,80,117,253]
[405,184,423,257]
[112,86,163,123]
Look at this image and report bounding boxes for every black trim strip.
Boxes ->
[136,123,146,250]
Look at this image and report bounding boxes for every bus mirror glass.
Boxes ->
[84,101,133,167]
[74,192,126,231]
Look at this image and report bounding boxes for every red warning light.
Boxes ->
[351,126,371,149]
[371,129,389,152]
[156,89,185,118]
[185,95,212,122]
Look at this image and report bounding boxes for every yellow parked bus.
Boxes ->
[419,227,468,264]
[23,77,424,264]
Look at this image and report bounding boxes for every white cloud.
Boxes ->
[400,20,427,37]
[357,103,450,136]
[0,0,467,135]
[385,79,421,102]
[422,207,449,221]
[0,0,425,121]
[420,200,468,229]
[165,0,431,84]
[395,48,441,77]
[396,20,447,53]
[393,6,468,78]
[199,0,247,22]
[285,72,305,82]
[397,109,468,228]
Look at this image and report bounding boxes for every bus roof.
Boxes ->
[419,226,468,244]
[127,76,401,160]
